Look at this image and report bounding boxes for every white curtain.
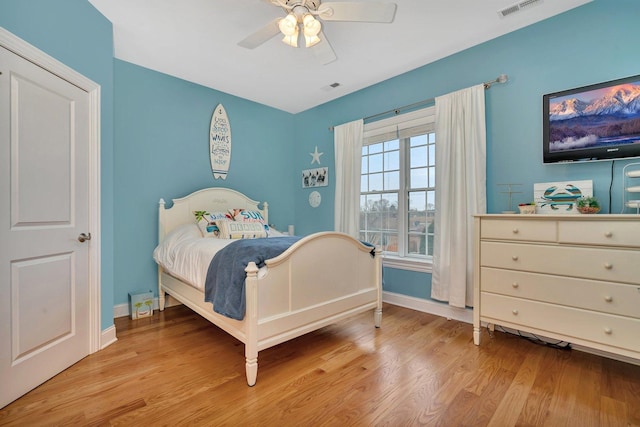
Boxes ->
[334,119,364,238]
[431,85,486,308]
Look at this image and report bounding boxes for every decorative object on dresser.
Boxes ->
[473,214,640,364]
[154,187,382,386]
[497,183,522,213]
[622,162,640,214]
[576,196,600,214]
[533,180,592,214]
[517,203,536,214]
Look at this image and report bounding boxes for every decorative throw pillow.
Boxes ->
[194,211,232,237]
[217,220,268,239]
[228,209,270,234]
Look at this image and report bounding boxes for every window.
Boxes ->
[359,107,435,271]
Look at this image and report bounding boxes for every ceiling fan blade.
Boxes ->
[238,18,281,49]
[312,31,337,65]
[317,2,397,23]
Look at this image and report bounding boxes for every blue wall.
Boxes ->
[113,61,296,306]
[293,0,640,299]
[3,0,639,315]
[0,0,116,330]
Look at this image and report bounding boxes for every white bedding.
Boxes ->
[153,223,282,290]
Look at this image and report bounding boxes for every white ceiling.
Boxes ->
[88,0,592,114]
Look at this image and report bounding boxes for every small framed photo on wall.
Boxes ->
[302,167,328,188]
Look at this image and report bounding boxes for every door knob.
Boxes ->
[78,232,92,242]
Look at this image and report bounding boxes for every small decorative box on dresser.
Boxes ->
[473,214,640,363]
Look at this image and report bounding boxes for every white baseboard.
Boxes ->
[382,291,473,324]
[112,293,467,323]
[100,325,117,349]
[113,295,183,319]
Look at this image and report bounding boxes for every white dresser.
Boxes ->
[473,214,640,362]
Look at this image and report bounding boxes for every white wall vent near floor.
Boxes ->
[498,0,544,18]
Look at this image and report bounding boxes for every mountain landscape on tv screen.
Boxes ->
[548,83,640,152]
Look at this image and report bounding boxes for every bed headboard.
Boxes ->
[158,187,268,242]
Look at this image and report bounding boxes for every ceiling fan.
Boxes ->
[238,0,397,65]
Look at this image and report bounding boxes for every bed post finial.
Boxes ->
[262,201,269,225]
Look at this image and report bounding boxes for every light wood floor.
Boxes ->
[1,303,639,426]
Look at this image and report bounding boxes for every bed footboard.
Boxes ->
[246,231,382,385]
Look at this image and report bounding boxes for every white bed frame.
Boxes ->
[157,187,382,386]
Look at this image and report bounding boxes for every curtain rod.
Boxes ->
[328,74,508,131]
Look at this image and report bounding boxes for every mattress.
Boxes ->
[153,223,280,290]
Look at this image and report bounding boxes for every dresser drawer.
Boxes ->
[480,267,640,318]
[480,293,640,353]
[481,241,640,284]
[480,219,556,242]
[558,220,640,247]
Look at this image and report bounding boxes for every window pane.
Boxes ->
[384,150,399,170]
[427,190,435,211]
[408,233,426,256]
[361,156,368,174]
[409,191,426,211]
[361,175,368,192]
[384,139,399,151]
[408,189,427,256]
[359,191,398,253]
[428,165,435,187]
[384,171,399,190]
[368,143,383,154]
[410,167,428,189]
[410,134,427,147]
[428,133,436,143]
[383,233,398,253]
[369,154,383,173]
[410,146,428,168]
[369,173,383,191]
[385,193,398,212]
[428,144,435,166]
[425,216,435,256]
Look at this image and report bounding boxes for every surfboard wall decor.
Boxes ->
[210,104,231,179]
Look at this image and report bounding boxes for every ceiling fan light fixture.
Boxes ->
[302,14,321,37]
[304,33,321,47]
[278,13,298,37]
[281,26,299,47]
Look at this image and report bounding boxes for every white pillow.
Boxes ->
[153,223,201,268]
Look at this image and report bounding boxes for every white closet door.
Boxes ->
[0,45,91,408]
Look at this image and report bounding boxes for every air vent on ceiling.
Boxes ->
[498,0,544,18]
[321,82,341,92]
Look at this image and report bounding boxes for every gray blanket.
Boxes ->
[204,236,300,320]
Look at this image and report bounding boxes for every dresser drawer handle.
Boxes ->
[604,327,613,335]
[511,282,519,289]
[604,231,613,238]
[512,255,519,261]
[604,262,613,270]
[512,309,519,315]
[604,295,613,302]
[512,228,519,234]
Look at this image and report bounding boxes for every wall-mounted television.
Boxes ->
[543,74,640,163]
